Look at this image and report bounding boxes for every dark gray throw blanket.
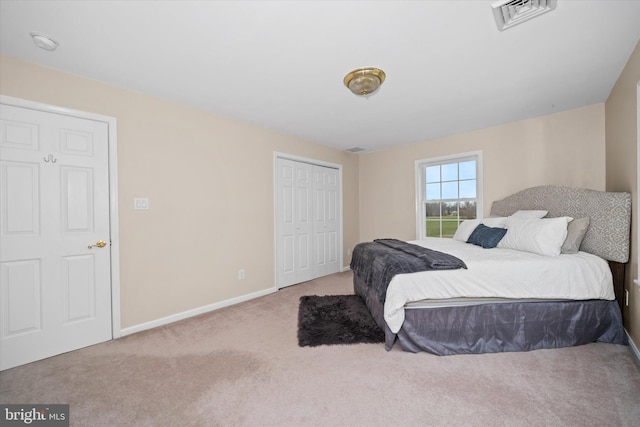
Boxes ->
[350,239,467,304]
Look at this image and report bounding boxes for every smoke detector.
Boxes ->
[492,0,557,31]
[30,32,58,51]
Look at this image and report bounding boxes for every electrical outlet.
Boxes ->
[238,268,245,280]
[134,197,149,210]
[347,248,352,256]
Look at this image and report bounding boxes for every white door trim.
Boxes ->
[636,81,640,283]
[0,95,121,339]
[273,152,343,288]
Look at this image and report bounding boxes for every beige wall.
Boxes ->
[605,41,640,346]
[2,49,634,343]
[358,104,606,244]
[0,55,360,328]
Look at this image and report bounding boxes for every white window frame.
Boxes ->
[415,150,483,240]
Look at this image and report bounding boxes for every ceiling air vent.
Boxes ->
[492,0,557,31]
[345,147,365,153]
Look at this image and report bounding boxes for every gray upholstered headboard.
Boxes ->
[490,185,631,263]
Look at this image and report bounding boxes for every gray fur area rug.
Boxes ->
[297,294,384,347]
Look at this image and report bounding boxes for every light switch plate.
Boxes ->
[134,197,149,210]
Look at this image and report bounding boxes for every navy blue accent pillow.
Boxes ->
[467,224,507,248]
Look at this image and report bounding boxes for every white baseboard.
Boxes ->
[120,287,277,337]
[627,330,640,367]
[342,265,351,272]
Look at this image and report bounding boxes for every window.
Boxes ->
[415,151,483,239]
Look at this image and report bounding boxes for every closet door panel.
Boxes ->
[276,158,340,288]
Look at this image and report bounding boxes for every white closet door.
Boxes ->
[312,165,340,278]
[0,104,112,370]
[275,158,314,287]
[275,157,341,288]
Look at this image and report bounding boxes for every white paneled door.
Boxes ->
[275,157,340,288]
[312,166,340,278]
[0,104,113,370]
[276,158,314,286]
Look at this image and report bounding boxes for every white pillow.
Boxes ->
[498,216,573,256]
[453,219,481,241]
[481,217,508,228]
[453,217,507,242]
[510,210,548,219]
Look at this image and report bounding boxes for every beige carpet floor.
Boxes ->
[1,271,639,427]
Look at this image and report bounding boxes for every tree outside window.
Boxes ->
[416,153,481,238]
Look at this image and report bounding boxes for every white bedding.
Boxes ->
[383,237,614,333]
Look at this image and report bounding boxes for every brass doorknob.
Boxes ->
[88,240,107,249]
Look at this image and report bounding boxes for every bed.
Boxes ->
[351,185,631,355]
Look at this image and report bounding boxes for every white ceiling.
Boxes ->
[1,1,639,152]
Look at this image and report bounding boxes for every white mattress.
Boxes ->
[383,238,614,333]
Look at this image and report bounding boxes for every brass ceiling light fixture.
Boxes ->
[343,67,386,97]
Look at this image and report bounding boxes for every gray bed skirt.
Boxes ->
[353,274,627,355]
